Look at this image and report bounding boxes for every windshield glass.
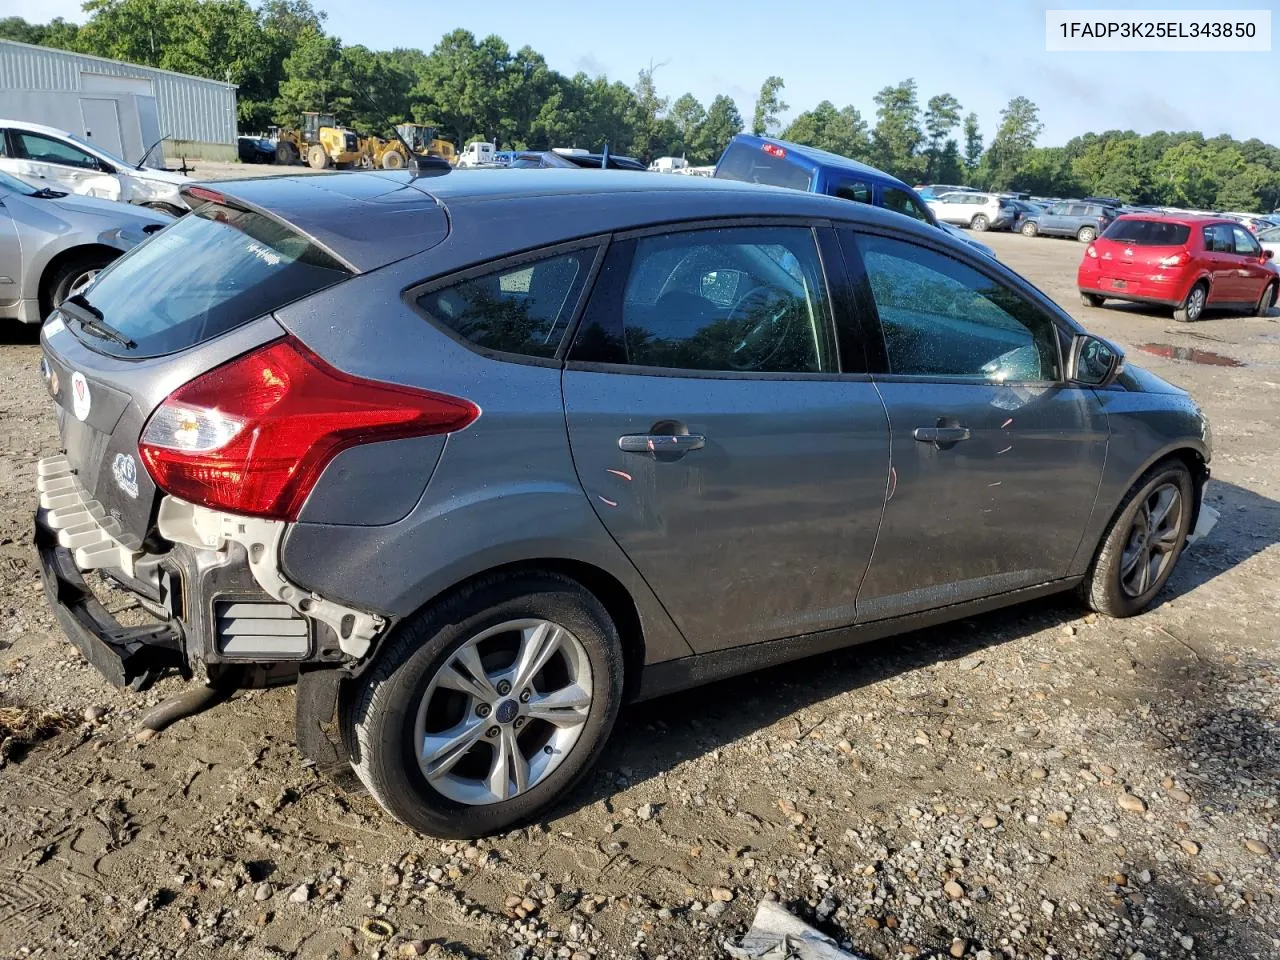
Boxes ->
[0,170,38,196]
[70,200,351,358]
[714,142,814,192]
[1102,219,1190,246]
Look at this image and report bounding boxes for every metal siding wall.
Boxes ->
[0,40,236,144]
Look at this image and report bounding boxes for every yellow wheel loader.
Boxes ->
[362,124,458,169]
[273,113,362,168]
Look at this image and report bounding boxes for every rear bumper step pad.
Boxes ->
[34,508,183,691]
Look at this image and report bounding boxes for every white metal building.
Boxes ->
[0,39,238,162]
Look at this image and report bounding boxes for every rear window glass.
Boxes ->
[415,249,594,358]
[69,201,350,358]
[714,142,814,192]
[1102,220,1190,246]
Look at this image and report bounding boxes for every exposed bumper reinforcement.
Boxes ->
[34,508,183,690]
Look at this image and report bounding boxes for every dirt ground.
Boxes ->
[0,215,1277,960]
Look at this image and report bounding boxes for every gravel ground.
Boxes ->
[0,224,1277,960]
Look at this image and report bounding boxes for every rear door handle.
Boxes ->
[618,433,706,455]
[913,426,971,444]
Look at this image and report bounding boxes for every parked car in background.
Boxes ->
[1222,213,1279,234]
[237,136,276,164]
[1258,224,1280,259]
[915,183,976,201]
[0,169,169,324]
[509,151,647,171]
[1020,200,1117,242]
[1078,213,1278,321]
[927,191,1016,232]
[0,119,190,216]
[714,134,996,258]
[1005,199,1044,233]
[35,169,1211,838]
[1083,196,1126,208]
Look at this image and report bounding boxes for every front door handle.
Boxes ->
[913,425,971,444]
[618,433,706,455]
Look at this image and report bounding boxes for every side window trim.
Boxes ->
[402,235,609,366]
[565,219,845,381]
[838,224,1067,384]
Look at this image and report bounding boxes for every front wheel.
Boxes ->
[343,572,624,838]
[1077,225,1098,243]
[1021,221,1038,237]
[307,145,331,169]
[1080,460,1193,618]
[971,214,989,232]
[1255,281,1276,317]
[41,250,116,318]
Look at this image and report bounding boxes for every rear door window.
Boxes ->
[67,200,351,358]
[1204,224,1235,253]
[834,180,871,203]
[570,225,837,374]
[415,248,596,359]
[883,188,931,222]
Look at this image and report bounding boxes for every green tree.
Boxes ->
[0,15,81,48]
[984,96,1042,190]
[752,76,787,137]
[922,93,962,181]
[670,93,706,158]
[870,79,923,181]
[274,25,341,122]
[782,101,869,160]
[935,139,964,184]
[700,94,744,161]
[962,112,983,178]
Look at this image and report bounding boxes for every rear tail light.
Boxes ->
[139,337,479,521]
[1159,252,1189,267]
[1086,244,1098,258]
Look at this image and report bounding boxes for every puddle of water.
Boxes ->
[1136,343,1244,367]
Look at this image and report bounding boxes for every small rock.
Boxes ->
[83,705,107,723]
[1178,840,1201,856]
[1041,900,1055,918]
[1244,839,1271,856]
[399,941,429,958]
[836,739,853,754]
[1117,792,1147,813]
[1179,935,1194,950]
[943,880,965,901]
[710,887,733,902]
[1047,810,1069,826]
[949,938,966,957]
[427,867,444,882]
[340,942,359,960]
[705,900,727,918]
[1097,763,1117,777]
[979,815,999,830]
[134,728,158,744]
[133,896,152,914]
[254,882,273,902]
[1029,767,1048,781]
[1166,786,1192,803]
[636,803,656,822]
[382,866,402,888]
[288,883,311,904]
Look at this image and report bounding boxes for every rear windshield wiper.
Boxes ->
[62,295,136,348]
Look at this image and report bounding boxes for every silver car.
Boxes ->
[36,170,1212,838]
[0,169,170,324]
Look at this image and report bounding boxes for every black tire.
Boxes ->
[40,250,116,319]
[1021,221,1038,237]
[343,572,625,838]
[1077,225,1098,243]
[1255,281,1277,317]
[971,214,989,232]
[141,201,184,218]
[1079,459,1194,618]
[1080,292,1105,308]
[381,150,405,170]
[307,145,331,170]
[275,140,298,165]
[1173,281,1208,323]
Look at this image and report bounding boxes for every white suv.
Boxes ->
[927,191,1013,232]
[0,119,190,215]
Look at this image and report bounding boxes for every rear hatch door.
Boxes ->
[1095,219,1192,284]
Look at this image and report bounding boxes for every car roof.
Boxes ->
[199,168,966,272]
[1112,211,1237,227]
[726,133,909,186]
[0,117,94,144]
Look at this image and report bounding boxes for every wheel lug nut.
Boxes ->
[519,689,531,703]
[486,726,500,738]
[476,704,491,718]
[514,717,526,730]
[496,680,511,696]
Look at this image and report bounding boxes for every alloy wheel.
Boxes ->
[65,268,99,303]
[1119,483,1182,598]
[414,619,593,805]
[1186,286,1206,320]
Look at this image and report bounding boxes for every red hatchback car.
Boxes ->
[1077,214,1278,321]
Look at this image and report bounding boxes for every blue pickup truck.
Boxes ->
[714,134,995,259]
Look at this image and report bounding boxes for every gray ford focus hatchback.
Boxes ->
[36,169,1212,837]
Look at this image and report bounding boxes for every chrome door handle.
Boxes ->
[913,426,971,444]
[618,433,706,455]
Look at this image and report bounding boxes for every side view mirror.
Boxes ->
[1070,333,1123,387]
[1263,249,1274,260]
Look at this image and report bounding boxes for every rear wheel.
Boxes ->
[1174,282,1208,323]
[1255,281,1277,317]
[971,214,989,232]
[1021,221,1038,237]
[1080,292,1105,308]
[343,572,624,838]
[307,145,331,170]
[1080,460,1193,618]
[275,140,298,165]
[1076,225,1098,243]
[40,250,116,319]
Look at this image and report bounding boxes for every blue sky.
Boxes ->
[8,0,1278,145]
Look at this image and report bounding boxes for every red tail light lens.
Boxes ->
[139,337,479,521]
[1085,244,1098,258]
[1158,252,1188,268]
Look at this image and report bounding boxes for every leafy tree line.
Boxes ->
[4,3,1279,210]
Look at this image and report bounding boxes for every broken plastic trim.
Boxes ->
[156,496,384,658]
